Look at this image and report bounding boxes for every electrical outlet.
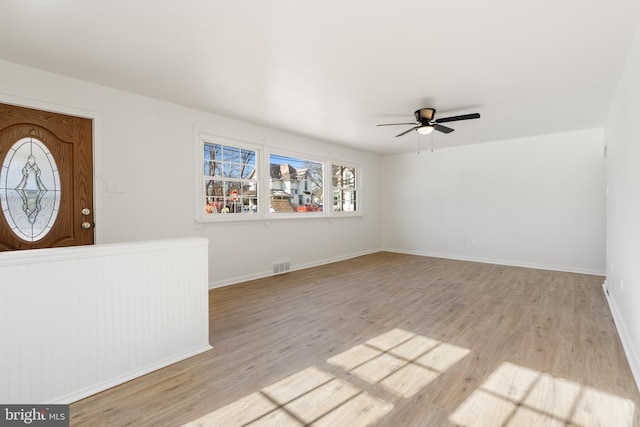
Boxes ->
[620,277,624,291]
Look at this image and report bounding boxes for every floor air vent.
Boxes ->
[273,260,290,274]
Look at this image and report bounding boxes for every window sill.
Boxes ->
[195,212,363,224]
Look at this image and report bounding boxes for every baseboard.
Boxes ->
[210,248,604,289]
[603,282,640,392]
[49,344,213,404]
[209,248,381,289]
[209,270,275,289]
[383,248,606,276]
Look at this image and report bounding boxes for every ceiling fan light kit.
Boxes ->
[377,107,481,138]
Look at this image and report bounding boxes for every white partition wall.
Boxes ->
[0,238,212,404]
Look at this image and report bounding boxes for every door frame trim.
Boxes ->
[0,94,104,244]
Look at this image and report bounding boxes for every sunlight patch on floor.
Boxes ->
[183,328,472,426]
[182,366,393,427]
[328,328,470,397]
[449,362,636,427]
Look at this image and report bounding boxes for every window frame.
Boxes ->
[195,132,262,223]
[194,130,363,223]
[330,160,361,216]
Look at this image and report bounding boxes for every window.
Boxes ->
[269,154,324,214]
[195,130,361,222]
[201,139,258,217]
[332,164,358,213]
[0,137,61,241]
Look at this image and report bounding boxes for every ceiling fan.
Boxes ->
[377,108,481,137]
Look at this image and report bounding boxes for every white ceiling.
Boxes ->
[1,1,639,155]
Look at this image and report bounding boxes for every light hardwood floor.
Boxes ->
[71,252,640,426]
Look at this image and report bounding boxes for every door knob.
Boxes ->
[82,208,91,216]
[81,222,92,230]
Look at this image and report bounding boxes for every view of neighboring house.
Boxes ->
[269,163,318,212]
[267,162,357,214]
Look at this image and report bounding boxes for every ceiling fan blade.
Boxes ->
[434,113,481,124]
[376,122,417,126]
[434,124,455,134]
[395,126,420,137]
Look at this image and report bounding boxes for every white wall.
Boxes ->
[0,60,382,287]
[381,130,606,274]
[604,24,640,387]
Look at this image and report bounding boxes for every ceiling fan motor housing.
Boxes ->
[415,108,435,123]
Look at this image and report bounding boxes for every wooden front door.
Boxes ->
[0,103,94,251]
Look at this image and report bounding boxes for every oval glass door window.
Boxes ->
[0,137,61,242]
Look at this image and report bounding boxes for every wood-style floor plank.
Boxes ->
[70,252,640,426]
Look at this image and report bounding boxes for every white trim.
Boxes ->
[603,282,640,392]
[194,126,264,223]
[0,237,208,265]
[329,159,362,216]
[193,124,364,224]
[192,127,267,220]
[0,94,104,244]
[210,246,606,288]
[47,345,212,404]
[208,248,380,289]
[383,247,606,276]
